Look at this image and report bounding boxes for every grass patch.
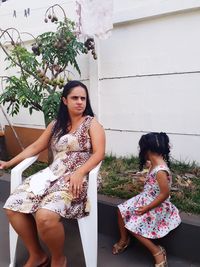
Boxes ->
[23,161,48,177]
[100,156,142,199]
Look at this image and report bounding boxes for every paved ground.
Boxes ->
[1,200,200,267]
[1,174,200,267]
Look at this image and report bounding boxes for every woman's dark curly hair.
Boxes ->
[52,80,94,140]
[138,132,170,171]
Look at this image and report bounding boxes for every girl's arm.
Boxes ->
[0,121,54,169]
[136,170,170,215]
[69,118,105,197]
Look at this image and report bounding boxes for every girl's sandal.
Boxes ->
[154,245,168,267]
[112,237,130,255]
[38,258,50,267]
[62,257,67,267]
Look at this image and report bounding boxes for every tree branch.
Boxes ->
[0,42,41,83]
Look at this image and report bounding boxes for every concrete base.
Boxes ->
[98,194,200,263]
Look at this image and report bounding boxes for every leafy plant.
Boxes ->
[0,4,97,125]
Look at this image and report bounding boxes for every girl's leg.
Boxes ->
[35,209,67,267]
[112,208,130,254]
[5,209,48,267]
[117,208,129,242]
[132,232,165,264]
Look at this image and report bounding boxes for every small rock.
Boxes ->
[184,173,196,179]
[171,187,179,192]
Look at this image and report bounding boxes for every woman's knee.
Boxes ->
[5,208,18,219]
[35,209,61,231]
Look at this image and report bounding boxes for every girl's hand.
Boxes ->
[135,205,149,215]
[0,160,10,170]
[68,171,84,198]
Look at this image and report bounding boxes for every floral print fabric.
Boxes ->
[4,116,95,219]
[118,165,181,239]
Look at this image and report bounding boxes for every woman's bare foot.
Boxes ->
[23,253,49,267]
[51,256,67,267]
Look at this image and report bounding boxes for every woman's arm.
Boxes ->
[69,118,105,197]
[136,170,170,215]
[77,118,105,175]
[0,121,54,169]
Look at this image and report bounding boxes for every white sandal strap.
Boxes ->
[155,262,166,267]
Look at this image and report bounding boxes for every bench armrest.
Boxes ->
[10,155,39,193]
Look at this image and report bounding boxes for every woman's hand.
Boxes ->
[0,160,10,170]
[68,170,84,198]
[135,205,149,215]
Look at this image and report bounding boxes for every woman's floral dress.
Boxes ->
[118,165,181,238]
[4,116,96,219]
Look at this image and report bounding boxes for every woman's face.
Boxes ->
[63,86,87,116]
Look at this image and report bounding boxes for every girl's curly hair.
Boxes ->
[138,132,170,171]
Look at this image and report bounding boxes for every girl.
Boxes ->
[112,132,181,267]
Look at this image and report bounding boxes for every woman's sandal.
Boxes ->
[154,245,168,267]
[112,237,130,255]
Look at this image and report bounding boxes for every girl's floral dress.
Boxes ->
[118,165,181,238]
[4,116,97,219]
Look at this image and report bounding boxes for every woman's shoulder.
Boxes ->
[77,116,104,135]
[49,119,56,125]
[84,115,101,127]
[46,120,57,131]
[90,117,104,131]
[45,120,56,130]
[85,115,94,121]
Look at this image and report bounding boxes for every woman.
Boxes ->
[0,80,105,267]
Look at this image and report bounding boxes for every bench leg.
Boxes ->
[9,224,18,267]
[78,202,97,267]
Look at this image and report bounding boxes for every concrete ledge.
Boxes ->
[98,194,200,263]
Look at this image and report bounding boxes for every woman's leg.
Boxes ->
[5,209,48,267]
[35,209,67,267]
[132,232,165,264]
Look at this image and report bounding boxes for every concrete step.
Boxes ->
[99,233,200,267]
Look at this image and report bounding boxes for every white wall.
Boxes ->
[99,1,200,163]
[1,0,200,163]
